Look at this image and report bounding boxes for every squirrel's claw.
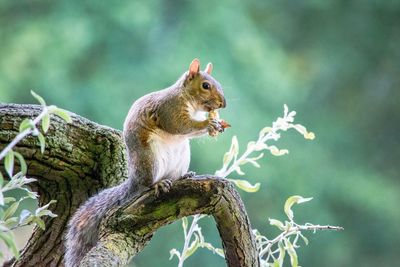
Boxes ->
[180,171,196,179]
[154,179,173,196]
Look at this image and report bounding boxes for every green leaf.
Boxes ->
[4,150,14,177]
[299,233,309,245]
[36,209,58,218]
[182,217,188,235]
[292,124,315,140]
[184,234,200,259]
[31,90,46,106]
[269,146,289,156]
[234,166,245,176]
[169,248,181,260]
[284,104,289,117]
[284,195,313,221]
[230,136,239,159]
[269,218,285,231]
[239,158,260,168]
[3,197,16,204]
[273,239,285,267]
[20,177,37,186]
[41,113,50,133]
[19,119,34,133]
[35,200,57,216]
[38,132,45,153]
[222,151,234,169]
[13,151,27,175]
[229,179,260,193]
[0,171,3,187]
[52,108,72,123]
[284,238,298,267]
[0,231,20,259]
[4,201,20,220]
[33,217,46,230]
[4,217,18,228]
[0,192,3,206]
[20,187,38,199]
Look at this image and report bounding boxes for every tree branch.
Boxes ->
[0,104,259,267]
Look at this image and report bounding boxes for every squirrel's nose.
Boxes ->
[220,97,226,108]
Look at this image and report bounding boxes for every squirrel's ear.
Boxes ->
[204,63,213,74]
[188,58,200,79]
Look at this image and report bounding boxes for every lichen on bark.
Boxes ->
[0,104,259,267]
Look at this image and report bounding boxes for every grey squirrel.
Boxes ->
[65,59,227,266]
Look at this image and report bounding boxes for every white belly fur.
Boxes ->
[187,102,207,121]
[149,130,190,182]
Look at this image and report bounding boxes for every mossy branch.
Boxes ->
[0,104,259,267]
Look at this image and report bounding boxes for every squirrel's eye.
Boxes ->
[201,82,211,90]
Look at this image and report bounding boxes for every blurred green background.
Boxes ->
[1,0,399,266]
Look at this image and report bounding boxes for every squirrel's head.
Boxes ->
[181,58,226,112]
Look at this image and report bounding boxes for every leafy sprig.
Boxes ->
[170,105,340,267]
[0,91,71,260]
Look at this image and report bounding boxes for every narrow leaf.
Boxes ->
[52,108,72,123]
[0,232,20,259]
[269,146,289,156]
[0,171,3,187]
[21,187,39,199]
[235,166,245,176]
[36,209,58,218]
[4,217,18,228]
[169,248,181,260]
[41,113,50,133]
[229,179,260,193]
[184,234,200,259]
[3,197,16,204]
[19,119,34,133]
[269,218,285,230]
[4,150,14,177]
[284,238,298,267]
[182,217,188,235]
[284,195,313,221]
[35,200,57,216]
[299,233,309,245]
[13,151,27,175]
[273,239,285,267]
[38,132,45,153]
[4,201,20,220]
[231,136,239,158]
[31,90,46,106]
[33,217,46,230]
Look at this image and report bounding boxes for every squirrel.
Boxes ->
[65,59,227,267]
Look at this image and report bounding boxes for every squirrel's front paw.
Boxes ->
[208,119,224,136]
[154,179,173,196]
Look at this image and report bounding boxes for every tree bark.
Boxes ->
[0,104,259,267]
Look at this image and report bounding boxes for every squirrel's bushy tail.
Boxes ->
[65,179,136,267]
